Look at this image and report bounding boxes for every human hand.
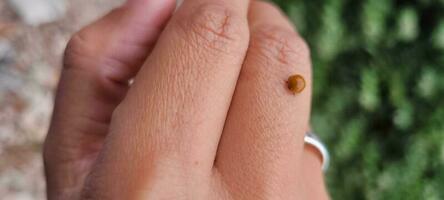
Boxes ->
[43,0,328,199]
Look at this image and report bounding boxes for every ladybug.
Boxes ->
[287,74,305,94]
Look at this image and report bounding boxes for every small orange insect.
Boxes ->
[287,74,306,94]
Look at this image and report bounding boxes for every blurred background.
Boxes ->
[0,0,443,199]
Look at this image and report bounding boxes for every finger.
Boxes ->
[215,1,312,198]
[44,0,175,198]
[82,0,251,197]
[301,145,330,199]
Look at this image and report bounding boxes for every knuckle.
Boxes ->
[63,31,93,69]
[241,25,312,90]
[251,25,311,67]
[174,3,247,52]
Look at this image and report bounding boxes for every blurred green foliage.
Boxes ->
[273,0,444,199]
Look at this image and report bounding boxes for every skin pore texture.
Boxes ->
[43,0,329,199]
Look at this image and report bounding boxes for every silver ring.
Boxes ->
[304,132,330,172]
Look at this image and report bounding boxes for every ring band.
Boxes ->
[304,132,330,172]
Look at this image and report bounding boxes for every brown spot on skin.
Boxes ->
[287,74,305,94]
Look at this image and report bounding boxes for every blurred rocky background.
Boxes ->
[0,0,122,199]
[1,0,444,199]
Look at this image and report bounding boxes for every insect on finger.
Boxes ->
[287,74,306,94]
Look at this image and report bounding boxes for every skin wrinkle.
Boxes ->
[65,41,132,99]
[101,53,135,82]
[52,82,115,138]
[104,42,147,68]
[63,34,99,70]
[278,40,291,65]
[173,4,247,55]
[251,26,307,67]
[199,13,232,40]
[102,49,145,86]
